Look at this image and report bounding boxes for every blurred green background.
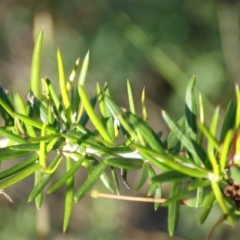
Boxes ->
[1,0,240,239]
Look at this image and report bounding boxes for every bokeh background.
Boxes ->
[1,1,240,240]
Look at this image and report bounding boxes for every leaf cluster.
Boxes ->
[0,30,240,238]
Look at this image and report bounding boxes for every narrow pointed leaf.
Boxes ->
[78,51,89,86]
[168,181,182,236]
[30,29,43,99]
[47,155,85,194]
[126,111,164,152]
[162,110,206,165]
[104,158,143,170]
[135,162,149,191]
[0,163,41,189]
[127,79,136,114]
[111,167,120,195]
[74,162,107,202]
[198,191,215,225]
[63,157,74,232]
[152,170,190,183]
[78,86,112,144]
[57,48,72,119]
[220,100,236,142]
[0,154,38,181]
[0,127,27,144]
[185,75,197,140]
[28,155,62,201]
[34,169,43,209]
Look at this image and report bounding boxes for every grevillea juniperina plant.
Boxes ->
[0,30,240,240]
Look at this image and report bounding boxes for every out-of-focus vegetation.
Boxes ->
[1,1,240,240]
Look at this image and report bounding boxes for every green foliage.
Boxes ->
[0,30,240,239]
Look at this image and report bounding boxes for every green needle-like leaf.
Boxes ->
[0,127,27,144]
[135,162,149,191]
[57,48,72,119]
[127,79,136,114]
[235,84,240,128]
[111,167,120,195]
[168,181,181,236]
[126,111,164,152]
[63,157,74,232]
[104,158,143,170]
[0,148,32,161]
[47,155,85,194]
[185,75,197,140]
[30,29,43,99]
[78,85,113,144]
[152,170,190,183]
[0,86,14,126]
[0,163,41,189]
[34,169,43,209]
[28,155,61,201]
[220,100,236,143]
[220,130,234,172]
[74,162,107,202]
[141,87,147,121]
[162,110,206,165]
[0,154,38,181]
[198,191,215,225]
[78,51,89,86]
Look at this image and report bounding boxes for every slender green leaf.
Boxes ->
[0,127,27,144]
[220,130,234,172]
[104,95,138,140]
[57,48,72,119]
[195,187,204,208]
[162,110,206,165]
[152,170,190,183]
[168,181,182,236]
[34,168,43,209]
[12,92,36,137]
[165,116,185,150]
[104,158,143,170]
[220,100,236,142]
[0,86,14,125]
[211,181,233,224]
[235,84,240,128]
[28,155,61,201]
[197,121,220,151]
[87,157,114,193]
[0,148,32,161]
[185,75,197,140]
[74,162,107,202]
[15,113,57,133]
[78,86,113,144]
[198,191,215,225]
[0,154,38,181]
[207,107,220,175]
[78,51,89,86]
[63,157,74,232]
[162,179,211,206]
[30,29,43,99]
[126,111,164,152]
[111,167,120,195]
[47,155,85,194]
[154,186,161,211]
[67,57,80,91]
[0,163,40,189]
[136,145,208,178]
[135,162,149,191]
[27,93,49,124]
[141,87,147,121]
[127,79,136,114]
